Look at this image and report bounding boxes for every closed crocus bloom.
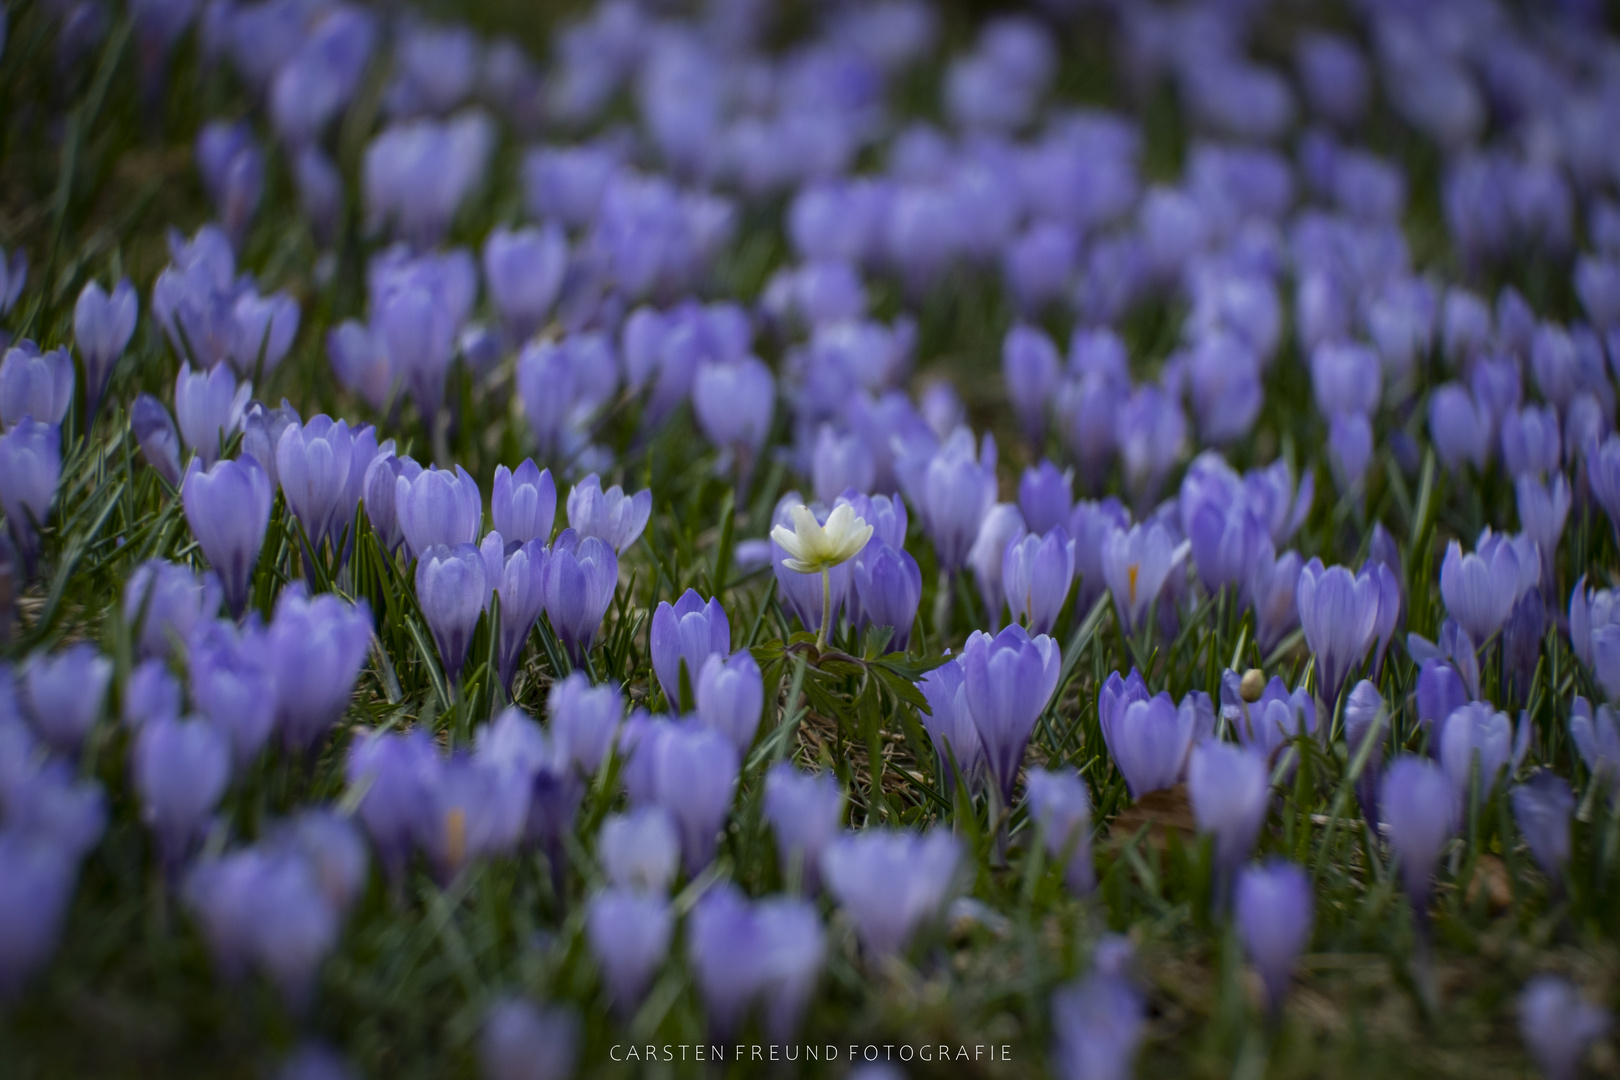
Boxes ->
[1187,498,1265,594]
[132,393,183,487]
[1235,859,1314,1013]
[491,460,556,545]
[1296,559,1379,705]
[1102,521,1186,638]
[917,656,985,790]
[822,828,960,958]
[968,502,1025,630]
[1310,341,1382,418]
[492,538,547,693]
[1380,755,1457,904]
[73,279,138,419]
[396,464,481,561]
[1415,658,1471,739]
[1439,702,1529,810]
[0,343,73,429]
[416,543,487,684]
[240,400,300,492]
[1327,412,1373,498]
[276,415,356,551]
[1001,527,1076,636]
[326,320,393,411]
[189,619,276,774]
[542,529,617,664]
[1188,740,1271,886]
[764,763,843,893]
[362,451,421,555]
[1512,771,1574,879]
[480,997,580,1080]
[0,835,78,999]
[693,356,775,466]
[420,752,529,879]
[695,650,763,753]
[598,807,679,894]
[1018,460,1073,537]
[852,540,922,650]
[811,425,875,506]
[647,722,739,876]
[566,474,652,553]
[1516,474,1571,582]
[1570,697,1620,796]
[266,587,372,753]
[346,728,437,880]
[1518,976,1611,1080]
[899,427,996,574]
[1003,323,1060,442]
[586,886,673,1013]
[548,672,622,775]
[650,589,729,705]
[125,660,181,728]
[0,417,59,571]
[1440,538,1520,646]
[227,290,299,377]
[1344,679,1387,826]
[1100,689,1191,800]
[378,282,456,431]
[1051,952,1147,1080]
[134,713,231,867]
[174,362,250,467]
[1025,767,1094,894]
[1501,405,1561,479]
[1248,544,1302,654]
[123,558,221,660]
[483,224,568,342]
[1228,675,1316,763]
[1117,385,1186,507]
[181,455,272,618]
[961,625,1062,803]
[21,644,112,755]
[1429,384,1490,471]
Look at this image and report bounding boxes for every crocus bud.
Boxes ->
[542,529,617,664]
[650,589,729,706]
[1296,558,1379,706]
[266,587,372,753]
[276,415,359,551]
[821,828,960,958]
[548,672,622,775]
[181,455,273,618]
[1570,697,1620,797]
[74,279,138,420]
[492,459,556,545]
[962,625,1062,804]
[917,656,985,791]
[294,146,344,249]
[644,722,739,876]
[189,618,276,774]
[483,224,568,342]
[346,729,437,881]
[124,558,221,660]
[21,643,112,755]
[492,538,547,694]
[1439,702,1529,811]
[0,418,61,572]
[1188,740,1271,891]
[1002,324,1060,443]
[1519,975,1611,1080]
[1018,460,1073,537]
[599,807,679,895]
[566,474,651,553]
[362,451,421,555]
[397,464,481,562]
[1025,767,1094,894]
[812,425,875,506]
[132,394,183,487]
[1051,953,1146,1080]
[1380,755,1458,905]
[0,343,73,429]
[1235,859,1314,1013]
[686,884,825,1041]
[763,763,843,893]
[1102,522,1184,638]
[695,650,763,753]
[175,362,250,466]
[417,543,488,685]
[585,887,673,1013]
[1100,688,1191,800]
[480,997,580,1080]
[899,427,996,574]
[1002,526,1076,636]
[1440,538,1521,647]
[421,751,528,879]
[125,659,181,728]
[0,835,77,999]
[134,714,230,868]
[1512,771,1574,880]
[240,399,300,492]
[851,539,922,651]
[967,502,1024,630]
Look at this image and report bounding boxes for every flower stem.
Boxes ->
[816,568,832,653]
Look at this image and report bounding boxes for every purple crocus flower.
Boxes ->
[346,728,437,881]
[1102,521,1186,638]
[174,362,249,467]
[916,656,985,791]
[821,828,960,958]
[695,650,763,753]
[419,751,529,880]
[635,721,739,876]
[480,997,579,1080]
[240,400,300,492]
[1070,498,1130,613]
[1328,412,1373,499]
[1018,460,1073,537]
[0,343,73,429]
[133,394,183,487]
[21,644,112,756]
[1003,324,1060,443]
[897,426,996,574]
[0,836,79,999]
[810,425,875,506]
[1051,952,1146,1080]
[693,357,775,482]
[1235,859,1314,1013]
[585,886,673,1012]
[396,465,481,562]
[1512,772,1574,880]
[1249,544,1302,654]
[1429,384,1491,472]
[1025,767,1094,894]
[362,451,420,555]
[1501,405,1562,479]
[74,278,138,420]
[1380,755,1458,906]
[967,502,1024,630]
[266,587,372,753]
[180,454,272,618]
[1186,333,1263,447]
[491,537,548,694]
[1188,740,1272,889]
[124,659,181,728]
[326,321,393,411]
[1117,384,1186,507]
[1225,674,1317,763]
[483,225,567,343]
[0,418,60,572]
[1440,538,1521,646]
[1099,685,1191,800]
[490,460,556,546]
[961,625,1062,804]
[1439,702,1529,811]
[1344,679,1387,827]
[851,539,921,651]
[548,672,622,776]
[276,415,359,552]
[542,528,617,665]
[566,474,651,553]
[763,763,843,893]
[1186,496,1265,594]
[1516,474,1570,584]
[650,589,729,706]
[1002,527,1076,636]
[598,807,679,894]
[134,713,231,868]
[687,887,825,1042]
[1518,976,1611,1080]
[416,543,488,685]
[189,619,276,774]
[123,558,221,660]
[1296,559,1379,705]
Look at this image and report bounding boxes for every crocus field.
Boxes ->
[3,0,1620,1076]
